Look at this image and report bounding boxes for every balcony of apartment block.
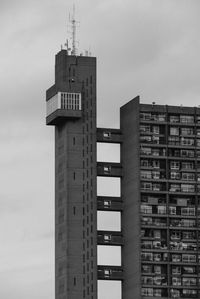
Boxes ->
[169,218,197,230]
[141,239,168,251]
[169,240,197,252]
[168,206,196,218]
[169,289,198,299]
[168,148,200,160]
[97,265,123,280]
[97,162,122,177]
[97,230,123,246]
[141,287,169,298]
[140,126,166,138]
[171,266,198,277]
[140,112,167,124]
[141,264,168,276]
[167,136,199,150]
[141,252,168,265]
[140,203,168,219]
[141,216,167,228]
[96,128,122,143]
[140,171,166,183]
[168,114,197,126]
[140,136,167,147]
[97,196,122,211]
[168,184,197,196]
[46,92,82,125]
[140,146,167,159]
[140,182,167,194]
[141,273,168,286]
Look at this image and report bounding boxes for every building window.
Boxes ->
[103,166,111,174]
[141,276,153,285]
[140,135,152,143]
[154,289,162,297]
[170,115,179,123]
[182,289,197,297]
[142,265,152,274]
[141,288,153,296]
[170,127,179,136]
[141,147,151,155]
[152,183,161,191]
[154,230,161,239]
[181,184,195,193]
[152,160,160,168]
[182,277,196,286]
[182,254,196,263]
[170,289,180,298]
[141,171,151,179]
[104,234,111,242]
[152,148,160,156]
[140,125,151,133]
[182,162,193,170]
[181,149,194,157]
[172,254,181,263]
[169,206,176,215]
[169,184,180,192]
[196,139,200,147]
[180,137,194,146]
[181,207,195,216]
[170,161,180,170]
[171,231,181,241]
[141,252,153,261]
[181,127,194,135]
[141,204,152,214]
[152,126,159,134]
[183,266,196,274]
[172,277,181,286]
[170,172,180,180]
[180,115,194,123]
[141,182,152,191]
[103,131,111,139]
[154,265,161,274]
[182,172,195,181]
[140,112,151,121]
[156,114,166,122]
[141,159,151,167]
[152,136,160,144]
[157,205,166,214]
[172,266,181,275]
[168,136,179,145]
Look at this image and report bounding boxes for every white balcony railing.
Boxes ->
[46,92,81,116]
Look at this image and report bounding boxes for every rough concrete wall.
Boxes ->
[120,96,141,299]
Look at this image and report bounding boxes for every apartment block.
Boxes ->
[46,49,200,299]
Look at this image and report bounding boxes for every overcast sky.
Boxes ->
[1,0,200,298]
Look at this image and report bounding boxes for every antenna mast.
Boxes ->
[70,5,78,55]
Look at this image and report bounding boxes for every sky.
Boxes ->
[0,0,200,298]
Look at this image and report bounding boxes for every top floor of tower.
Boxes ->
[46,49,96,126]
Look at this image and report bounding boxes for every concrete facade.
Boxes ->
[46,50,200,299]
[46,50,97,299]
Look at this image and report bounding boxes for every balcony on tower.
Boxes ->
[46,92,82,125]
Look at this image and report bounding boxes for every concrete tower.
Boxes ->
[46,50,97,299]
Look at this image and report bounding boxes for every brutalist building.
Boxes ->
[46,49,200,299]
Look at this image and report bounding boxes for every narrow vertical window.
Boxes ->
[73,277,76,286]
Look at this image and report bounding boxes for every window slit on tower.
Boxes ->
[73,277,76,286]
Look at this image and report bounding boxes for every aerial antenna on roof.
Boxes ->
[69,4,79,55]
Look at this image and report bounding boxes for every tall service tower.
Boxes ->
[46,48,97,298]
